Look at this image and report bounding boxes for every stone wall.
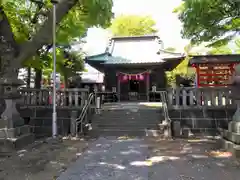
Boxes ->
[169,108,236,136]
[17,107,86,138]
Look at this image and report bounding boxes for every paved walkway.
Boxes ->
[57,137,240,180]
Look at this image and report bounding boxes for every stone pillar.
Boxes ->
[232,99,240,122]
[0,77,34,151]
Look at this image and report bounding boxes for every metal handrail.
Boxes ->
[159,91,170,122]
[75,92,95,136]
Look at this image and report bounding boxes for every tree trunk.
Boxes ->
[1,0,77,77]
[34,69,42,89]
[64,74,69,88]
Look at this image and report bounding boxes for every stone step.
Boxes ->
[93,122,160,127]
[93,119,160,124]
[95,122,159,126]
[90,129,162,137]
[95,126,158,131]
[96,114,161,120]
[181,128,218,138]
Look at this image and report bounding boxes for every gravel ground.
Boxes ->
[57,137,240,180]
[0,137,90,180]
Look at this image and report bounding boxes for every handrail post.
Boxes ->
[96,96,101,114]
[71,110,78,137]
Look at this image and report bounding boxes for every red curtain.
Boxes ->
[117,72,149,83]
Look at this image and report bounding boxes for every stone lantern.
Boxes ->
[0,77,34,151]
[0,78,25,128]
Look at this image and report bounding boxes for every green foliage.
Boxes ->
[165,45,196,86]
[235,38,240,53]
[208,45,232,55]
[3,0,33,43]
[174,0,240,47]
[42,49,84,79]
[1,0,113,83]
[166,57,195,86]
[164,47,176,52]
[110,15,158,36]
[207,38,240,54]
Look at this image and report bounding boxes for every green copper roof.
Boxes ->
[85,53,110,62]
[104,56,165,65]
[189,54,240,64]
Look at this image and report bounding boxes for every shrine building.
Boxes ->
[85,35,185,101]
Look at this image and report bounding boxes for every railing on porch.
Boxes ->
[167,87,234,109]
[19,88,89,108]
[95,91,118,103]
[95,91,164,103]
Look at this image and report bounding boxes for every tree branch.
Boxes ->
[16,0,78,65]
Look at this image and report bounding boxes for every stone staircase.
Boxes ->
[219,121,240,158]
[90,102,165,137]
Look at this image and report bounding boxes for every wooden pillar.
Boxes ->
[146,70,150,101]
[196,65,200,87]
[117,72,121,102]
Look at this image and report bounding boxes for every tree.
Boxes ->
[166,44,197,86]
[110,15,158,36]
[164,47,176,52]
[174,0,240,47]
[234,38,240,53]
[208,46,232,55]
[0,0,113,80]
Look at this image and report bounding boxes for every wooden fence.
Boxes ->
[17,87,237,109]
[166,87,234,109]
[19,88,89,108]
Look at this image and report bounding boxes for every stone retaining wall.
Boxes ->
[169,108,236,137]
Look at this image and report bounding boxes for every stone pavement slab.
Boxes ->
[57,137,149,180]
[58,137,240,180]
[147,138,240,180]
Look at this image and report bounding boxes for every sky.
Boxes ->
[83,0,189,55]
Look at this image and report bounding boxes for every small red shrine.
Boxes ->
[189,54,240,87]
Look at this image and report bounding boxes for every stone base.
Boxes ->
[228,121,240,134]
[0,125,35,153]
[181,128,218,138]
[0,133,35,153]
[0,125,33,139]
[221,129,240,145]
[218,138,240,158]
[158,122,172,139]
[171,121,181,137]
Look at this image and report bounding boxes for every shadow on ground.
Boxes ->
[0,137,89,180]
[146,137,240,180]
[57,136,240,180]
